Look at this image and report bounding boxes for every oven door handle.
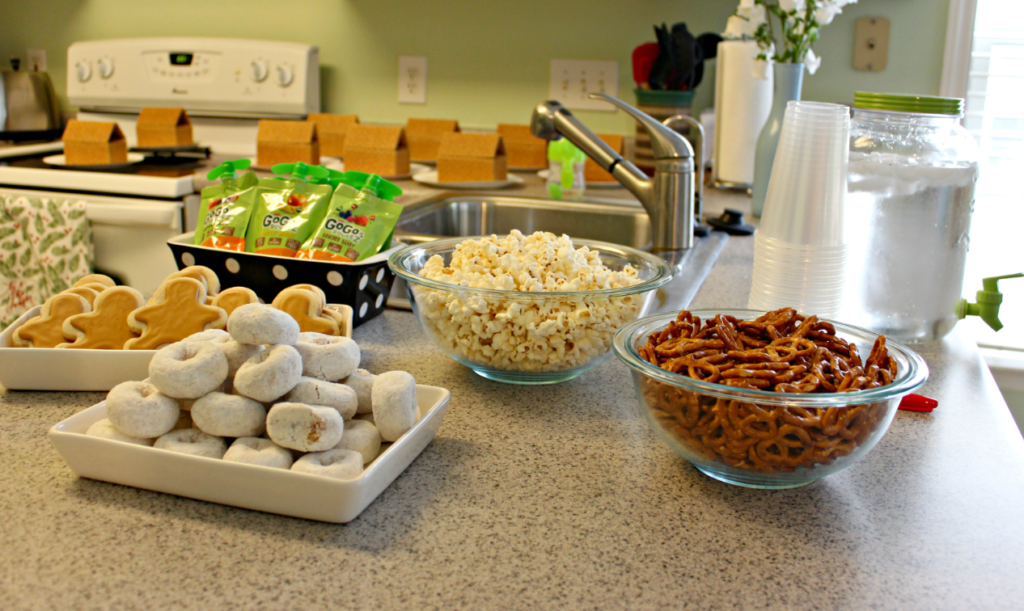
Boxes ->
[85,202,183,231]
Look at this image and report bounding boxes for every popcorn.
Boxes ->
[415,230,645,372]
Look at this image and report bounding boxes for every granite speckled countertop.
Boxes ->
[2,185,1024,610]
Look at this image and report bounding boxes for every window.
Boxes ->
[957,0,1024,351]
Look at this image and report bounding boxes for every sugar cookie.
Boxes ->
[371,371,417,442]
[343,369,377,414]
[332,419,381,465]
[59,286,145,349]
[105,381,181,439]
[266,402,344,452]
[212,286,260,318]
[154,428,227,459]
[272,288,339,335]
[126,278,227,350]
[223,437,293,470]
[12,293,91,348]
[62,286,101,307]
[291,449,362,480]
[73,274,116,289]
[227,303,300,346]
[86,418,154,446]
[233,344,303,402]
[149,341,229,399]
[191,392,267,438]
[286,377,358,420]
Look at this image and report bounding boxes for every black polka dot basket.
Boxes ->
[167,233,399,328]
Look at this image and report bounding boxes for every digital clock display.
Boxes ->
[169,53,194,66]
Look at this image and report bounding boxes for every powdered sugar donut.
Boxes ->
[293,332,360,381]
[106,381,181,439]
[332,419,381,465]
[371,371,417,442]
[191,392,266,438]
[286,377,357,420]
[228,303,299,346]
[342,369,376,414]
[291,449,362,480]
[233,344,302,402]
[149,341,229,399]
[86,418,154,446]
[154,428,227,459]
[219,340,264,377]
[183,329,230,344]
[223,437,293,469]
[265,402,344,452]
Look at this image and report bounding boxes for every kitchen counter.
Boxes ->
[2,186,1023,610]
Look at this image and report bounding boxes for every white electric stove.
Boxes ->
[0,38,320,294]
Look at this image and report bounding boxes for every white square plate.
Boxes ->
[48,384,451,523]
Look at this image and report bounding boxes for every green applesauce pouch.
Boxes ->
[296,172,403,262]
[193,160,258,251]
[245,162,333,258]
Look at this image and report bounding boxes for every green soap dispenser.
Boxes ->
[956,273,1023,331]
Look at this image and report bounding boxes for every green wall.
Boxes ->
[0,0,950,133]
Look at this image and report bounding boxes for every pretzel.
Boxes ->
[639,308,897,474]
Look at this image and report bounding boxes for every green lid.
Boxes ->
[854,92,964,116]
[270,162,329,181]
[634,88,696,107]
[206,158,251,181]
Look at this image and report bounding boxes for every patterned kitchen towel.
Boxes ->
[0,195,93,330]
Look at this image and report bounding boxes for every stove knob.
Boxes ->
[276,65,294,88]
[75,61,92,83]
[250,60,269,83]
[98,58,115,79]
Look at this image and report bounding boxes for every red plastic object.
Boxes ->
[632,43,661,86]
[899,393,938,413]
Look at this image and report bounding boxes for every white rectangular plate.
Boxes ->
[0,304,353,392]
[48,385,451,523]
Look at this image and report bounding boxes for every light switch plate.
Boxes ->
[398,56,427,104]
[26,49,46,72]
[852,17,889,72]
[549,59,618,111]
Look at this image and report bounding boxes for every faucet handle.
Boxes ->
[588,93,692,161]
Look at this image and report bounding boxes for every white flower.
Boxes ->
[804,48,821,74]
[723,6,765,39]
[737,4,767,25]
[835,0,858,6]
[738,0,755,7]
[815,1,841,25]
[779,0,806,12]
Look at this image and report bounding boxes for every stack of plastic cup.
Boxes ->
[748,101,850,317]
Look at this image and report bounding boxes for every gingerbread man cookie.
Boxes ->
[126,278,228,350]
[12,293,92,348]
[212,286,260,318]
[73,274,116,289]
[271,287,339,335]
[62,286,102,307]
[167,266,221,296]
[59,286,145,349]
[288,284,340,332]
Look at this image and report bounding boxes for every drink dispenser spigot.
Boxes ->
[956,273,1023,332]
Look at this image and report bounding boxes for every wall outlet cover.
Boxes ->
[549,59,618,112]
[398,56,427,104]
[853,17,890,72]
[26,49,47,72]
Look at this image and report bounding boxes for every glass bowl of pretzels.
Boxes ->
[613,308,928,489]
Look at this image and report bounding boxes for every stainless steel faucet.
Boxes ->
[531,93,703,260]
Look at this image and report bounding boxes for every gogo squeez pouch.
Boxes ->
[194,160,259,251]
[297,173,403,262]
[245,163,333,258]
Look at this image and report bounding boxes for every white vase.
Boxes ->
[712,40,774,189]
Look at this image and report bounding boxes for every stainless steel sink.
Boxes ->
[389,194,727,314]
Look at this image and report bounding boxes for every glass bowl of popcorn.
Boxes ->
[389,230,673,384]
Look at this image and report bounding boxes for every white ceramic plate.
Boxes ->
[537,169,623,189]
[48,385,451,523]
[0,303,353,391]
[411,170,525,190]
[323,160,430,181]
[43,153,145,170]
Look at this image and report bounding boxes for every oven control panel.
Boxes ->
[68,38,319,117]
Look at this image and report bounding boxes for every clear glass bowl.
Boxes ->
[613,310,929,488]
[389,236,673,384]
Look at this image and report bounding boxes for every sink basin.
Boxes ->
[395,194,652,249]
[388,193,727,314]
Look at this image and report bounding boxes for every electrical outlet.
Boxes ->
[852,17,890,72]
[549,60,619,111]
[398,56,427,104]
[26,49,46,72]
